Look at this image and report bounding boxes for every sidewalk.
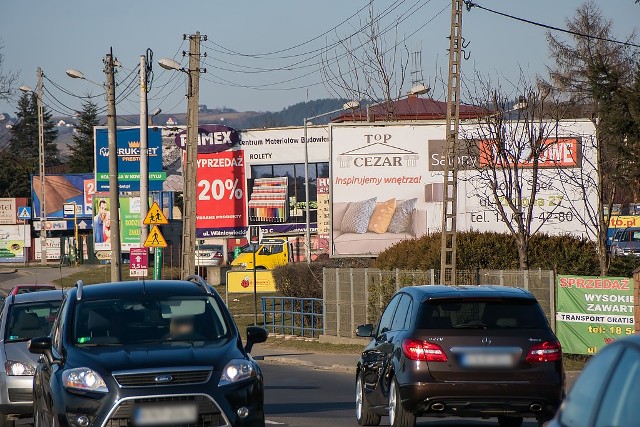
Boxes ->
[252,346,358,373]
[0,263,99,292]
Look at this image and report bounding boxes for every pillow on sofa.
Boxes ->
[368,199,397,234]
[341,198,377,234]
[387,198,417,234]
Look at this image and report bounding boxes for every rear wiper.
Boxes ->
[453,323,488,329]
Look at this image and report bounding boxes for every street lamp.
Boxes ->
[159,41,202,280]
[19,68,47,265]
[150,108,162,126]
[303,100,360,263]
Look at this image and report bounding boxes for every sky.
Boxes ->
[0,0,638,118]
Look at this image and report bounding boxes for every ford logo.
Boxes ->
[154,375,173,383]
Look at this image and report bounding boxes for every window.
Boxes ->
[416,298,548,330]
[391,294,413,331]
[558,344,623,426]
[252,165,273,179]
[377,295,402,336]
[5,301,62,342]
[593,347,640,426]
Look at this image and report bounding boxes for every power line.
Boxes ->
[464,1,640,48]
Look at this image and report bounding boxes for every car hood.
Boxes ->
[66,338,244,374]
[4,340,40,366]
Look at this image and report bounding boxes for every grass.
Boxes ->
[52,264,181,287]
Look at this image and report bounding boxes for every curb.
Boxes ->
[0,269,17,275]
[256,355,354,373]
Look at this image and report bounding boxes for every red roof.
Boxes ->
[331,95,488,123]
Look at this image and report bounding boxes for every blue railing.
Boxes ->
[261,297,323,338]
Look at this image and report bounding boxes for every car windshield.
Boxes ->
[241,244,259,253]
[5,301,61,342]
[73,296,230,346]
[416,298,548,330]
[197,245,222,252]
[620,230,640,242]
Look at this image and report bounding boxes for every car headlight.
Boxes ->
[219,359,255,385]
[5,360,35,376]
[62,368,108,393]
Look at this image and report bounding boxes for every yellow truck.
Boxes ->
[230,238,292,270]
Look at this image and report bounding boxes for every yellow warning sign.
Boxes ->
[144,225,167,248]
[143,202,169,225]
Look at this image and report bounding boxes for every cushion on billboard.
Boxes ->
[340,198,377,234]
[387,198,417,234]
[368,199,397,234]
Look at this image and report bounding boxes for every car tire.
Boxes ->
[0,414,14,427]
[356,373,381,426]
[497,416,524,427]
[388,379,416,427]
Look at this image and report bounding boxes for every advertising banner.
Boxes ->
[94,127,165,192]
[93,195,143,251]
[196,150,247,237]
[31,174,93,219]
[556,275,635,355]
[226,270,277,293]
[34,237,62,261]
[0,225,29,263]
[83,179,96,216]
[0,198,27,224]
[330,121,597,256]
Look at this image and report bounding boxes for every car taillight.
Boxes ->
[402,339,448,362]
[526,340,562,363]
[214,252,223,258]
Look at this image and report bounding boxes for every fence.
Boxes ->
[261,296,324,338]
[322,268,555,339]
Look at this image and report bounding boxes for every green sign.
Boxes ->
[119,197,141,249]
[556,275,635,355]
[96,172,166,181]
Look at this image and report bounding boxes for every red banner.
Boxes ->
[196,151,247,230]
[479,137,581,168]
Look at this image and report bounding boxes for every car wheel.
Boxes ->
[356,374,381,426]
[497,416,523,427]
[388,379,416,427]
[0,414,14,427]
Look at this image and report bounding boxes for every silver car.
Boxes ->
[195,244,225,267]
[610,227,640,256]
[0,290,63,427]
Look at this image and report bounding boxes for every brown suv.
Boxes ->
[355,285,564,427]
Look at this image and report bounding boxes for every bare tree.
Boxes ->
[0,42,17,102]
[321,2,410,118]
[541,1,638,275]
[461,75,566,270]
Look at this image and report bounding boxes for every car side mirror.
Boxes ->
[28,336,59,366]
[356,324,374,338]
[245,326,268,353]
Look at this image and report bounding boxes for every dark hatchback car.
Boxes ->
[548,335,640,427]
[355,286,564,427]
[28,276,268,427]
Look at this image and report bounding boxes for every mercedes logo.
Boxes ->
[481,337,492,345]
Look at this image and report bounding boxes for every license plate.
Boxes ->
[461,353,515,368]
[134,404,198,426]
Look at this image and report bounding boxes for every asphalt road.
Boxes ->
[260,361,543,427]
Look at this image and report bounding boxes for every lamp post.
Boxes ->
[158,38,203,279]
[66,51,123,281]
[303,100,360,263]
[19,67,47,265]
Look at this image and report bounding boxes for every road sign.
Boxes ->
[144,225,167,248]
[143,202,168,225]
[247,225,262,244]
[17,207,31,220]
[130,247,148,277]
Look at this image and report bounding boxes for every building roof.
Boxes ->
[331,95,489,123]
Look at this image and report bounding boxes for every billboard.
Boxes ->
[94,127,165,191]
[0,225,29,263]
[31,174,93,219]
[330,121,597,256]
[93,194,144,251]
[0,198,28,224]
[556,275,635,355]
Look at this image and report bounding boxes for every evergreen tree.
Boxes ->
[69,100,98,172]
[6,91,59,197]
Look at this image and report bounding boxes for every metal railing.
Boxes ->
[261,296,323,338]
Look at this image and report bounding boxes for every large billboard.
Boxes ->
[0,225,29,263]
[556,275,635,355]
[92,194,143,252]
[31,174,93,219]
[330,121,597,256]
[0,198,28,224]
[94,127,165,192]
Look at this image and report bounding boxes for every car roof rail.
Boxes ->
[75,280,84,300]
[185,275,215,296]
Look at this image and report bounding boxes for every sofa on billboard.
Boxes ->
[332,198,427,255]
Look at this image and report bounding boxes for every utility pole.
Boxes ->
[36,67,47,265]
[181,32,205,280]
[139,54,149,246]
[105,49,122,281]
[440,0,464,286]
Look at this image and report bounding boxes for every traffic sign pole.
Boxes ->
[154,248,163,279]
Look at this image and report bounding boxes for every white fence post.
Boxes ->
[350,268,355,338]
[364,268,369,324]
[335,269,341,337]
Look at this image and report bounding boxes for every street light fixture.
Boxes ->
[303,100,360,263]
[19,72,47,265]
[408,83,430,96]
